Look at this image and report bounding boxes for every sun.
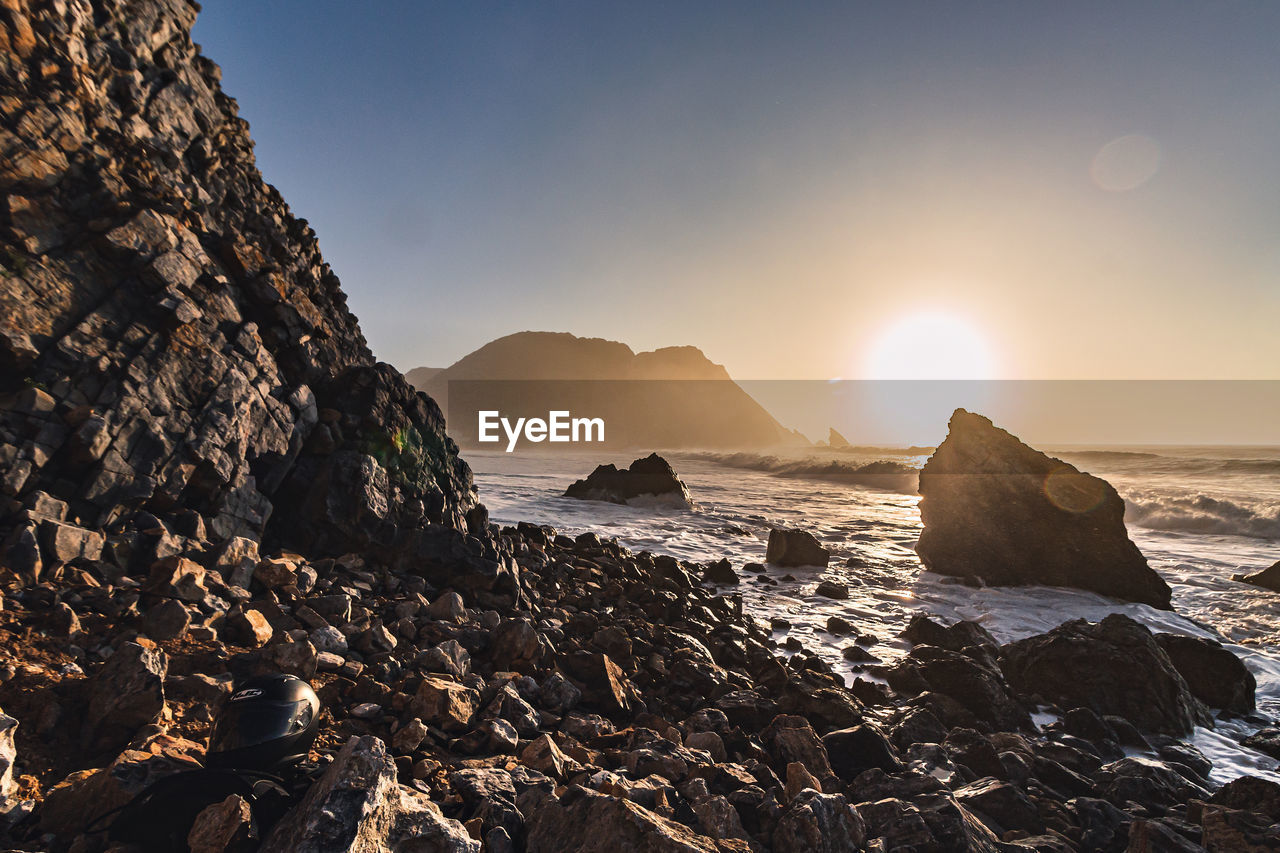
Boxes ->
[864,312,998,380]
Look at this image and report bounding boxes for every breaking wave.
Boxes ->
[687,452,919,494]
[1124,492,1280,540]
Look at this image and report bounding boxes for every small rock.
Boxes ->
[766,528,830,567]
[815,581,848,600]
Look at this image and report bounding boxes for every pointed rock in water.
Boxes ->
[564,453,693,507]
[1235,559,1280,592]
[828,427,852,449]
[915,409,1172,609]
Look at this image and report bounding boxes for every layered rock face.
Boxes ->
[0,0,473,560]
[915,409,1172,609]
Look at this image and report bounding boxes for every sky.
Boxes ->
[192,2,1280,383]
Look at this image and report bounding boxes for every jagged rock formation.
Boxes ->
[915,409,1173,609]
[0,0,474,565]
[564,453,693,507]
[414,331,804,449]
[827,428,851,449]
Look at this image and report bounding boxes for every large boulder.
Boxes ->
[999,614,1211,735]
[765,528,830,567]
[261,736,478,853]
[564,453,693,507]
[915,409,1172,609]
[1155,633,1255,713]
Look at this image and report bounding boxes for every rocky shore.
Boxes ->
[2,2,1280,852]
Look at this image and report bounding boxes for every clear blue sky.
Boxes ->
[193,2,1280,380]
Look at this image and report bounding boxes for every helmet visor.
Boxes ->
[209,699,314,753]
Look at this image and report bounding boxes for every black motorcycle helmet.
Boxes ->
[206,673,321,772]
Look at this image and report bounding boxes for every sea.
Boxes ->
[466,445,1280,785]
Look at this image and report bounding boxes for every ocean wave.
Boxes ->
[1125,493,1280,540]
[1059,450,1280,477]
[689,452,919,494]
[1057,450,1165,462]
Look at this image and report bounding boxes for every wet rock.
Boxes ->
[564,453,693,507]
[815,581,848,600]
[772,788,866,853]
[1093,756,1210,814]
[1126,818,1206,852]
[703,559,739,585]
[1000,614,1211,736]
[822,725,902,780]
[915,409,1172,608]
[413,676,480,733]
[82,641,168,753]
[902,614,999,653]
[887,647,1030,732]
[761,715,835,788]
[1197,804,1280,853]
[1235,559,1280,592]
[1209,775,1280,822]
[1154,633,1256,713]
[953,777,1045,836]
[766,528,830,568]
[262,736,478,852]
[855,797,937,850]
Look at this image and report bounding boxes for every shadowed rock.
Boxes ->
[1000,614,1211,736]
[916,409,1172,609]
[765,528,829,567]
[1235,559,1280,592]
[565,453,693,507]
[1155,633,1256,713]
[260,735,478,853]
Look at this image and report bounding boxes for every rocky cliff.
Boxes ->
[0,0,474,563]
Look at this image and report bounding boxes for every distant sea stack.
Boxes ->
[409,331,805,449]
[915,409,1173,609]
[564,453,693,507]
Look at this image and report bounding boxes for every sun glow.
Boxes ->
[863,312,998,380]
